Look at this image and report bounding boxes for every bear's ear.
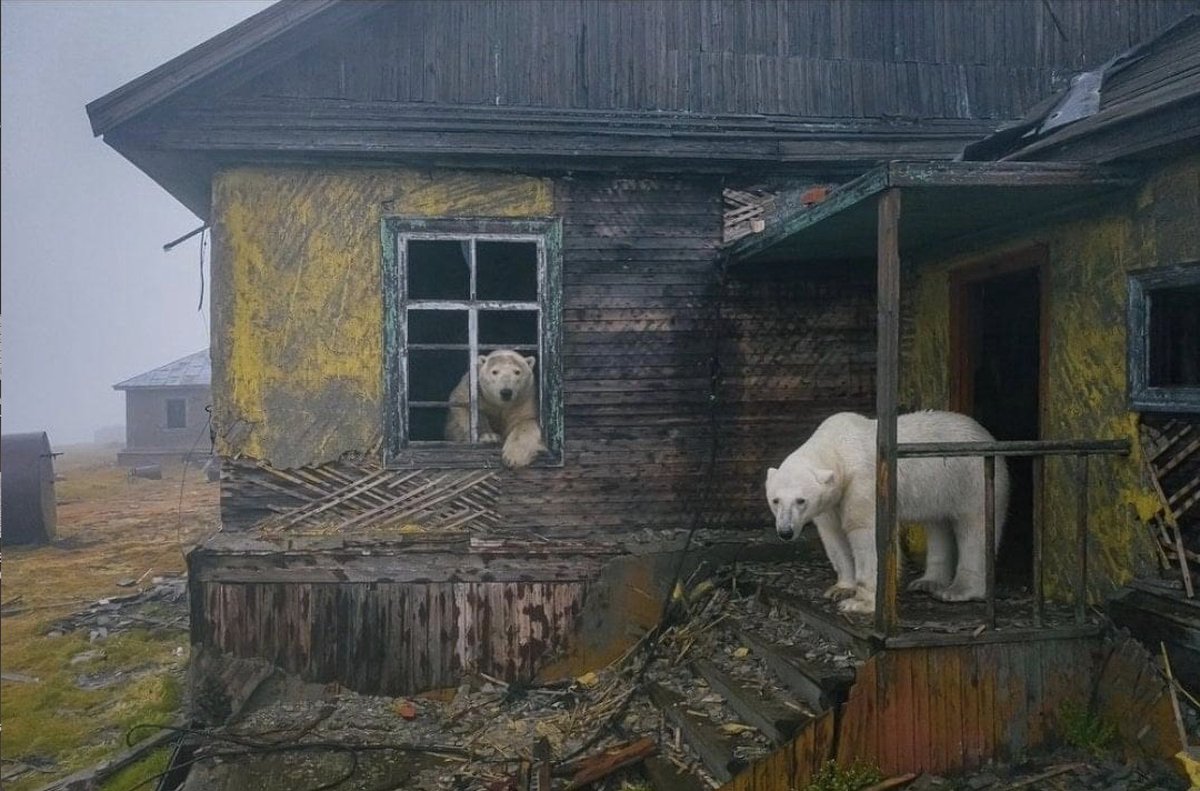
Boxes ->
[813,468,837,486]
[766,467,777,481]
[524,356,537,370]
[477,355,489,367]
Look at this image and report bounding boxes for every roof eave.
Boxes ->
[85,0,384,137]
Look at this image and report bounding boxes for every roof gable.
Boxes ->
[86,0,384,136]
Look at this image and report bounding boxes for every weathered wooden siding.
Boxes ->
[191,580,585,696]
[213,166,878,536]
[899,154,1200,596]
[722,634,1178,788]
[225,0,1196,121]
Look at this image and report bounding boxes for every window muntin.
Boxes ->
[166,398,187,429]
[383,218,562,464]
[1128,263,1200,413]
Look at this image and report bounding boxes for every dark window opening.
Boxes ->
[384,221,562,464]
[166,398,187,429]
[477,241,538,301]
[1148,284,1200,388]
[1129,264,1200,413]
[407,240,469,300]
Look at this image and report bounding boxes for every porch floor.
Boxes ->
[735,553,1099,645]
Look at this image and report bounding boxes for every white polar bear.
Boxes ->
[765,411,1009,615]
[445,349,546,468]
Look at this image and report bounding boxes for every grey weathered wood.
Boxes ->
[896,439,1131,457]
[875,187,901,636]
[984,455,997,629]
[737,629,853,712]
[642,756,708,791]
[691,659,810,744]
[758,585,877,659]
[647,683,745,783]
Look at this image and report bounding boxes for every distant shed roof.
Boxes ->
[113,350,211,390]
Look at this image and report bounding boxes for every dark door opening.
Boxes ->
[954,261,1042,587]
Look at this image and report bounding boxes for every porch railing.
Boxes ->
[876,438,1131,634]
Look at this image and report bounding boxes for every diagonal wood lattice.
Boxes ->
[252,458,502,535]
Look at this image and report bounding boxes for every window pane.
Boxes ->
[408,309,467,345]
[1149,284,1200,387]
[477,241,537,301]
[479,309,538,349]
[407,240,469,300]
[408,349,468,402]
[408,406,448,442]
[166,399,187,429]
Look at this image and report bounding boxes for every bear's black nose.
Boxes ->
[500,389,513,401]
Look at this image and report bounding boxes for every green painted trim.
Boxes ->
[380,216,565,465]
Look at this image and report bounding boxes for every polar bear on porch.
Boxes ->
[445,349,546,468]
[765,411,1008,615]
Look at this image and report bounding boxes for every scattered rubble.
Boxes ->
[45,574,188,640]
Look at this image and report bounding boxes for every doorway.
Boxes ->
[951,250,1045,587]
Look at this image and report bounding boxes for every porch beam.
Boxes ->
[874,187,902,636]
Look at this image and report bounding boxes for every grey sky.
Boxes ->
[1,0,272,444]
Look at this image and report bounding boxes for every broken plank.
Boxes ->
[648,683,746,783]
[563,736,656,790]
[691,658,810,744]
[738,629,854,712]
[759,585,878,658]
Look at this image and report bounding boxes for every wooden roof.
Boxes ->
[84,1,1198,218]
[728,161,1141,264]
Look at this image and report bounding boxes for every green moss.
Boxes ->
[98,746,172,791]
[805,760,884,791]
[1058,699,1117,757]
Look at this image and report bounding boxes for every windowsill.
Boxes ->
[384,444,564,469]
[1130,387,1200,413]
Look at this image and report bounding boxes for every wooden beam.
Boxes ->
[691,659,810,744]
[874,187,901,636]
[758,586,878,659]
[737,629,853,712]
[647,684,745,783]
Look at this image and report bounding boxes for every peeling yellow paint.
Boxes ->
[210,166,554,468]
[899,155,1200,597]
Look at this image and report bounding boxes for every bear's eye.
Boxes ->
[512,369,522,376]
[796,498,807,506]
[491,369,499,375]
[771,498,779,505]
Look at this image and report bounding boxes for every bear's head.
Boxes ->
[765,463,840,541]
[477,350,536,407]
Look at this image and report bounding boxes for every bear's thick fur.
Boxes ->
[444,349,545,468]
[765,411,1009,614]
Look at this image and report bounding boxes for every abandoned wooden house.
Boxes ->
[86,0,1199,786]
[112,348,213,465]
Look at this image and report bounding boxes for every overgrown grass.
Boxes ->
[0,445,213,791]
[98,746,173,791]
[805,760,885,791]
[1058,699,1117,757]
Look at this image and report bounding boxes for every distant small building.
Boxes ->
[112,350,211,465]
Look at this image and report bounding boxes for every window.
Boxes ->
[1128,263,1200,412]
[382,218,563,465]
[166,398,187,429]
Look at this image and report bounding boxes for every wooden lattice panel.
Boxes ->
[245,458,502,535]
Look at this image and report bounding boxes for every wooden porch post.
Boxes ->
[875,187,901,635]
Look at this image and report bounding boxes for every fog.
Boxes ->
[1,0,273,444]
